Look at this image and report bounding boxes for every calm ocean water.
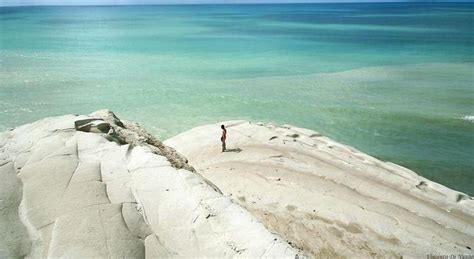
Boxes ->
[0,3,473,194]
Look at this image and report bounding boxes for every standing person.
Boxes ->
[220,125,227,152]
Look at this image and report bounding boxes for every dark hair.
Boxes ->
[221,125,225,129]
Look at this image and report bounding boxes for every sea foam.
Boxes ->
[462,115,474,122]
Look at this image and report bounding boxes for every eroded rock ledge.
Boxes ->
[0,111,301,258]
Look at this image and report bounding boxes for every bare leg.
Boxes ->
[222,140,226,152]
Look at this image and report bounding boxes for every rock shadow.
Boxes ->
[224,148,242,153]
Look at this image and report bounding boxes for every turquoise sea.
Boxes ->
[0,3,473,194]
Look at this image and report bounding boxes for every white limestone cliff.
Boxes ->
[0,111,301,258]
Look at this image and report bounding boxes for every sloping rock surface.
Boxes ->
[165,120,474,258]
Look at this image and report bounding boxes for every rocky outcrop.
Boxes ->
[165,120,474,258]
[0,111,301,258]
[75,110,193,172]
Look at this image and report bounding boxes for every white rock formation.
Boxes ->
[165,120,474,258]
[0,111,301,258]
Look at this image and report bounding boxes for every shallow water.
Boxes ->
[0,3,473,194]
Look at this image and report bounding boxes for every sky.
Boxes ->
[0,0,471,6]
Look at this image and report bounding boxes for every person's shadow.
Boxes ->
[224,148,242,153]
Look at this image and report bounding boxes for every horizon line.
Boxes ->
[1,1,473,7]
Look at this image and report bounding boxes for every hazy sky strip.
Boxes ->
[1,0,473,7]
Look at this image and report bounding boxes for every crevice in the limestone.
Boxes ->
[98,161,103,182]
[64,157,79,193]
[119,203,135,238]
[51,201,110,223]
[40,221,55,259]
[51,128,76,133]
[97,204,112,258]
[120,202,152,241]
[0,160,10,167]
